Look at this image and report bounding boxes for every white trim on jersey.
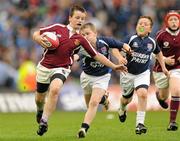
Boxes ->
[148,37,156,51]
[83,37,98,56]
[99,39,109,47]
[40,23,66,31]
[166,28,180,36]
[128,35,138,44]
[156,30,166,40]
[39,49,48,64]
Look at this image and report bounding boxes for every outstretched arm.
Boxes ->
[93,53,127,73]
[111,49,127,65]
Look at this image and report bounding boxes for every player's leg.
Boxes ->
[156,88,169,109]
[37,78,64,136]
[134,70,150,134]
[78,72,91,138]
[35,64,50,124]
[78,87,105,138]
[168,76,180,131]
[118,73,134,122]
[78,73,110,138]
[118,93,133,122]
[35,83,49,123]
[37,67,71,136]
[135,87,148,134]
[99,91,109,110]
[153,71,169,109]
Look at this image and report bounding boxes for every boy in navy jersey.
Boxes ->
[153,11,180,131]
[76,23,131,138]
[32,5,127,136]
[116,16,169,134]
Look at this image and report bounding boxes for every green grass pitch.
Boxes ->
[0,111,179,141]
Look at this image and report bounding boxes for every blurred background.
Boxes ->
[0,0,179,112]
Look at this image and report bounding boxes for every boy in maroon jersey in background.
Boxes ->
[32,5,127,136]
[153,11,180,131]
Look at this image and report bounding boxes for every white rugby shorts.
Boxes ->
[153,68,180,89]
[80,71,111,95]
[36,63,71,84]
[120,69,150,96]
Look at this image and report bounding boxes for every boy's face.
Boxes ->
[136,18,152,37]
[167,15,179,31]
[80,27,97,45]
[69,10,86,31]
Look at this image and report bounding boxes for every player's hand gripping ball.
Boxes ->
[42,32,59,50]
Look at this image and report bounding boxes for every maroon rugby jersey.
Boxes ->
[39,24,97,68]
[153,28,180,72]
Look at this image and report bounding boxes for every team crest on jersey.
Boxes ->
[163,41,170,48]
[147,43,153,51]
[132,42,138,48]
[74,39,80,46]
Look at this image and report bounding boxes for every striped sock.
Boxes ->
[170,96,180,123]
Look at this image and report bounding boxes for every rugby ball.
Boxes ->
[42,32,59,49]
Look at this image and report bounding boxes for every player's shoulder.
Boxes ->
[41,23,66,29]
[71,33,87,45]
[126,34,138,43]
[147,36,156,46]
[156,28,166,39]
[51,23,66,28]
[97,36,109,44]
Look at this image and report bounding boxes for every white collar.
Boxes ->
[166,28,180,36]
[67,24,80,34]
[67,24,74,32]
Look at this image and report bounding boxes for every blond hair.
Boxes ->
[80,22,97,33]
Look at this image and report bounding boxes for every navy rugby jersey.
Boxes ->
[123,34,160,75]
[79,36,124,76]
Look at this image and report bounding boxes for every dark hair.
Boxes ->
[139,16,153,27]
[80,22,96,32]
[69,5,86,17]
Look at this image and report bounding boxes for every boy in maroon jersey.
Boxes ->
[32,5,127,136]
[153,11,180,131]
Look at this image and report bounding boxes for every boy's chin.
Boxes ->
[137,32,146,37]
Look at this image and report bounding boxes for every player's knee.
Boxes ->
[170,88,180,96]
[89,100,99,108]
[49,86,60,96]
[139,93,147,100]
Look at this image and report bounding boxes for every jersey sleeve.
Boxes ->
[122,35,131,44]
[39,23,65,35]
[79,36,97,57]
[153,44,161,54]
[100,36,124,49]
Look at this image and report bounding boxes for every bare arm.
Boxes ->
[156,52,170,77]
[111,48,127,65]
[93,53,127,73]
